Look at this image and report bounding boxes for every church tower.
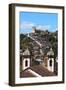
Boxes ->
[21,48,31,71]
[47,48,54,72]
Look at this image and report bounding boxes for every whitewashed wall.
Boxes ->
[22,58,30,70]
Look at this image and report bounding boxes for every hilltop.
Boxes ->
[20,28,58,59]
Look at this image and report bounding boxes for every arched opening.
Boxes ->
[49,59,52,66]
[25,60,28,67]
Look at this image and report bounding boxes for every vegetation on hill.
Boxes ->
[20,30,58,59]
[20,34,33,50]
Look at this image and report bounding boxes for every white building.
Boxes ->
[47,48,54,72]
[21,48,31,71]
[44,48,54,72]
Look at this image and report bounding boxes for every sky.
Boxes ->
[19,12,58,34]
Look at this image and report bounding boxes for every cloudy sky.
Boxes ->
[19,12,58,34]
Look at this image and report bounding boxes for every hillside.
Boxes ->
[20,29,58,59]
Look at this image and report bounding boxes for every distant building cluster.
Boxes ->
[20,27,58,77]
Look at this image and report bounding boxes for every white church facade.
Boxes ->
[20,48,31,71]
[43,48,54,72]
[20,48,55,73]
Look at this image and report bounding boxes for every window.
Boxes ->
[49,59,52,66]
[25,60,28,67]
